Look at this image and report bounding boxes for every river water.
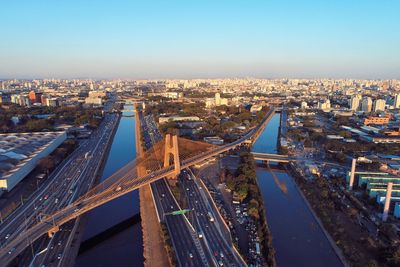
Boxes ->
[75,109,342,267]
[75,105,144,267]
[253,114,343,267]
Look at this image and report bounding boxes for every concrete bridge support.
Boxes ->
[382,182,393,222]
[163,134,181,178]
[349,158,356,190]
[47,225,59,238]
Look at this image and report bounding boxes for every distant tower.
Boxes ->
[215,92,221,106]
[394,94,400,109]
[349,95,361,111]
[382,182,393,222]
[373,99,386,112]
[361,96,372,113]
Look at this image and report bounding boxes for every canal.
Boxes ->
[253,113,343,267]
[75,104,144,267]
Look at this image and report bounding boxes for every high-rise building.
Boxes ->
[361,96,372,112]
[215,92,221,106]
[373,99,386,112]
[0,94,11,104]
[28,90,42,104]
[349,95,361,111]
[318,99,331,110]
[394,94,400,109]
[41,95,49,106]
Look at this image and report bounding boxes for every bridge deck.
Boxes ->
[0,109,276,265]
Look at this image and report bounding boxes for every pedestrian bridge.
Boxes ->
[0,109,276,264]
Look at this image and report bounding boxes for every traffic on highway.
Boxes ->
[0,99,120,266]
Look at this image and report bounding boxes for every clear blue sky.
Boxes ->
[0,0,399,79]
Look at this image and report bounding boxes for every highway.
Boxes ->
[0,109,275,265]
[181,170,246,267]
[0,107,119,266]
[142,113,245,266]
[141,113,210,266]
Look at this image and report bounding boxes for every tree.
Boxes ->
[365,260,379,267]
[38,156,55,173]
[219,169,226,183]
[221,121,235,130]
[389,247,400,267]
[248,207,260,220]
[236,184,249,202]
[304,139,312,147]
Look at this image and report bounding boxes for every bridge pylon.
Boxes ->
[164,134,180,178]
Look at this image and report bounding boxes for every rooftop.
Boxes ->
[0,132,65,179]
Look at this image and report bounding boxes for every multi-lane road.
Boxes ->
[141,113,246,266]
[1,107,274,266]
[0,108,119,266]
[141,113,210,266]
[182,170,246,267]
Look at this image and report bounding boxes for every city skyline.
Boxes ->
[1,0,399,80]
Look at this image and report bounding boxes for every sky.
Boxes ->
[0,0,399,79]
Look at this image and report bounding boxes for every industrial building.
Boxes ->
[0,131,66,193]
[347,171,400,203]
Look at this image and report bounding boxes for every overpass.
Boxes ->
[251,152,290,163]
[0,109,275,265]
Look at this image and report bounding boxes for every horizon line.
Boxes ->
[1,76,400,81]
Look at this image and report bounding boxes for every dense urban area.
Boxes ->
[1,78,400,267]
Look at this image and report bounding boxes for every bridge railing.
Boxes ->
[0,107,277,265]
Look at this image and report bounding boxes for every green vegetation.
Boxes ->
[160,223,177,267]
[146,99,270,139]
[0,105,103,133]
[288,165,400,267]
[324,140,400,156]
[38,140,77,174]
[145,101,207,118]
[223,152,276,267]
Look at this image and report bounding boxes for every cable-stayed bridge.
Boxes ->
[0,109,275,265]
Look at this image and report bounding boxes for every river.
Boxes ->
[75,108,342,267]
[253,113,343,267]
[75,104,144,267]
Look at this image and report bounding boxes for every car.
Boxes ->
[189,253,193,258]
[115,186,122,192]
[5,234,10,239]
[198,233,203,239]
[218,261,224,266]
[214,251,219,257]
[8,247,16,254]
[57,253,62,260]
